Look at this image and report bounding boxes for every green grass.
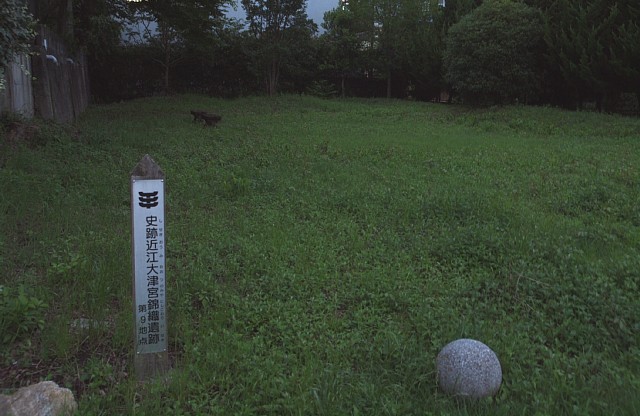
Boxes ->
[1,95,639,415]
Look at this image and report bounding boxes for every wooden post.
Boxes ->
[131,155,169,381]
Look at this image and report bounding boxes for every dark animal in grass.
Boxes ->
[191,110,222,127]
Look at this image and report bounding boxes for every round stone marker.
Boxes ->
[436,338,502,399]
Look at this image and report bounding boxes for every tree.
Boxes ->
[241,0,316,96]
[535,0,640,110]
[394,0,448,101]
[127,0,231,94]
[610,11,640,103]
[323,0,466,100]
[443,0,544,105]
[321,5,361,97]
[0,0,36,91]
[73,0,129,58]
[74,0,129,46]
[320,0,399,98]
[374,0,403,98]
[279,16,319,93]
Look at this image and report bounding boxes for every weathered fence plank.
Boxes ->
[1,25,90,122]
[0,55,34,117]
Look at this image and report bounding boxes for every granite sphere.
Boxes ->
[436,338,502,399]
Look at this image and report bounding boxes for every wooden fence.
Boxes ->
[0,54,34,117]
[0,26,90,123]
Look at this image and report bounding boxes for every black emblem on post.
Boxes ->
[138,191,159,209]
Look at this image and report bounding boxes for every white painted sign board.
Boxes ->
[132,178,167,355]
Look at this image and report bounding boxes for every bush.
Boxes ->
[443,0,543,105]
[305,80,339,98]
[0,285,47,345]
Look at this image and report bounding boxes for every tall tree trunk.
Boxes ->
[163,63,170,95]
[159,22,172,95]
[386,71,392,99]
[595,92,604,113]
[267,58,280,96]
[163,42,171,94]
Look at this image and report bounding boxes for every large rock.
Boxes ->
[0,381,77,416]
[436,338,502,399]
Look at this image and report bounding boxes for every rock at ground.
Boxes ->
[436,338,502,399]
[0,381,77,416]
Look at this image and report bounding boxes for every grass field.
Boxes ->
[1,95,639,415]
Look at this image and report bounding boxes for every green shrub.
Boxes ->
[0,284,47,345]
[443,0,544,105]
[306,80,339,98]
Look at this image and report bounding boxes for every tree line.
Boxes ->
[3,0,639,111]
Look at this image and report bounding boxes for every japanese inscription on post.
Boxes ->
[132,178,167,355]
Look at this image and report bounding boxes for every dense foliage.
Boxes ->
[241,0,316,95]
[21,0,639,112]
[0,0,36,90]
[444,0,543,105]
[535,0,640,110]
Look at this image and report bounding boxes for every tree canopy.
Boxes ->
[241,0,316,95]
[31,0,639,114]
[538,0,640,109]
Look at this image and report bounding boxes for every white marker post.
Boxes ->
[131,155,169,381]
